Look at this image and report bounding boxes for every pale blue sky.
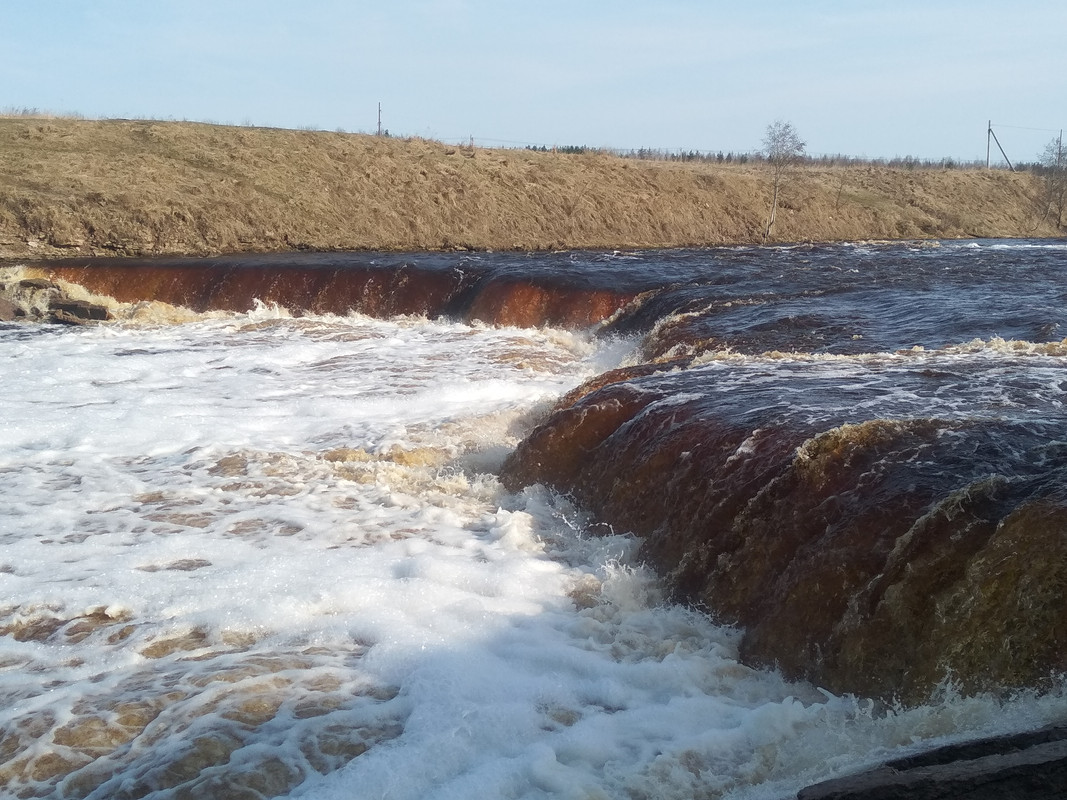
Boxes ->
[3,1,1064,160]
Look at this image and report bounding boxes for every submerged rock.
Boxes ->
[797,725,1067,799]
[500,360,1067,702]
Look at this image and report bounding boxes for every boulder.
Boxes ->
[49,298,112,324]
[0,296,18,321]
[798,726,1067,800]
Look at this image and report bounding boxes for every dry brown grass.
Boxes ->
[0,117,1060,260]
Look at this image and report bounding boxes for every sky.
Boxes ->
[3,1,1065,162]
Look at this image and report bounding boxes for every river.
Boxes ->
[1,239,1065,798]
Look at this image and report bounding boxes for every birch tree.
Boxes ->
[1038,134,1066,229]
[762,120,805,244]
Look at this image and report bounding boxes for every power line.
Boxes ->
[990,122,1062,134]
[987,121,1065,169]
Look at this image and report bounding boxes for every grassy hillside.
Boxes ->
[0,117,1060,260]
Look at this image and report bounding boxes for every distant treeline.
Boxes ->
[525,144,1013,171]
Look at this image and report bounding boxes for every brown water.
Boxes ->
[2,239,1065,799]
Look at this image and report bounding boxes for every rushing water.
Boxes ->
[2,240,1066,799]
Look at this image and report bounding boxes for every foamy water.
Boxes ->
[1,297,1065,798]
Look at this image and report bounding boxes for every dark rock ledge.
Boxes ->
[797,725,1067,800]
[0,278,112,325]
[49,296,113,325]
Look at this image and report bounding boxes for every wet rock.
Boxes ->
[49,297,113,324]
[0,296,18,321]
[797,725,1067,799]
[0,275,115,325]
[18,278,58,291]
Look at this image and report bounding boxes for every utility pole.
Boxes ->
[987,122,1014,172]
[987,120,991,169]
[377,103,382,136]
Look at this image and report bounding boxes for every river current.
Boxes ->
[1,240,1066,799]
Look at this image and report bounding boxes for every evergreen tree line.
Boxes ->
[525,143,1004,171]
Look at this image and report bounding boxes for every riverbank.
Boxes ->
[0,117,1060,260]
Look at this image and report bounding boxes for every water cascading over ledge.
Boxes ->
[40,256,639,329]
[500,359,1067,703]
[28,243,1067,705]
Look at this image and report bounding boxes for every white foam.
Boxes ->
[0,310,1064,799]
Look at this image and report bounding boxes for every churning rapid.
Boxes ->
[2,240,1066,799]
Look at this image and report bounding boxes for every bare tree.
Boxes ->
[1037,134,1066,229]
[761,120,806,243]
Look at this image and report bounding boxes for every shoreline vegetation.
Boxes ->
[0,116,1063,262]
